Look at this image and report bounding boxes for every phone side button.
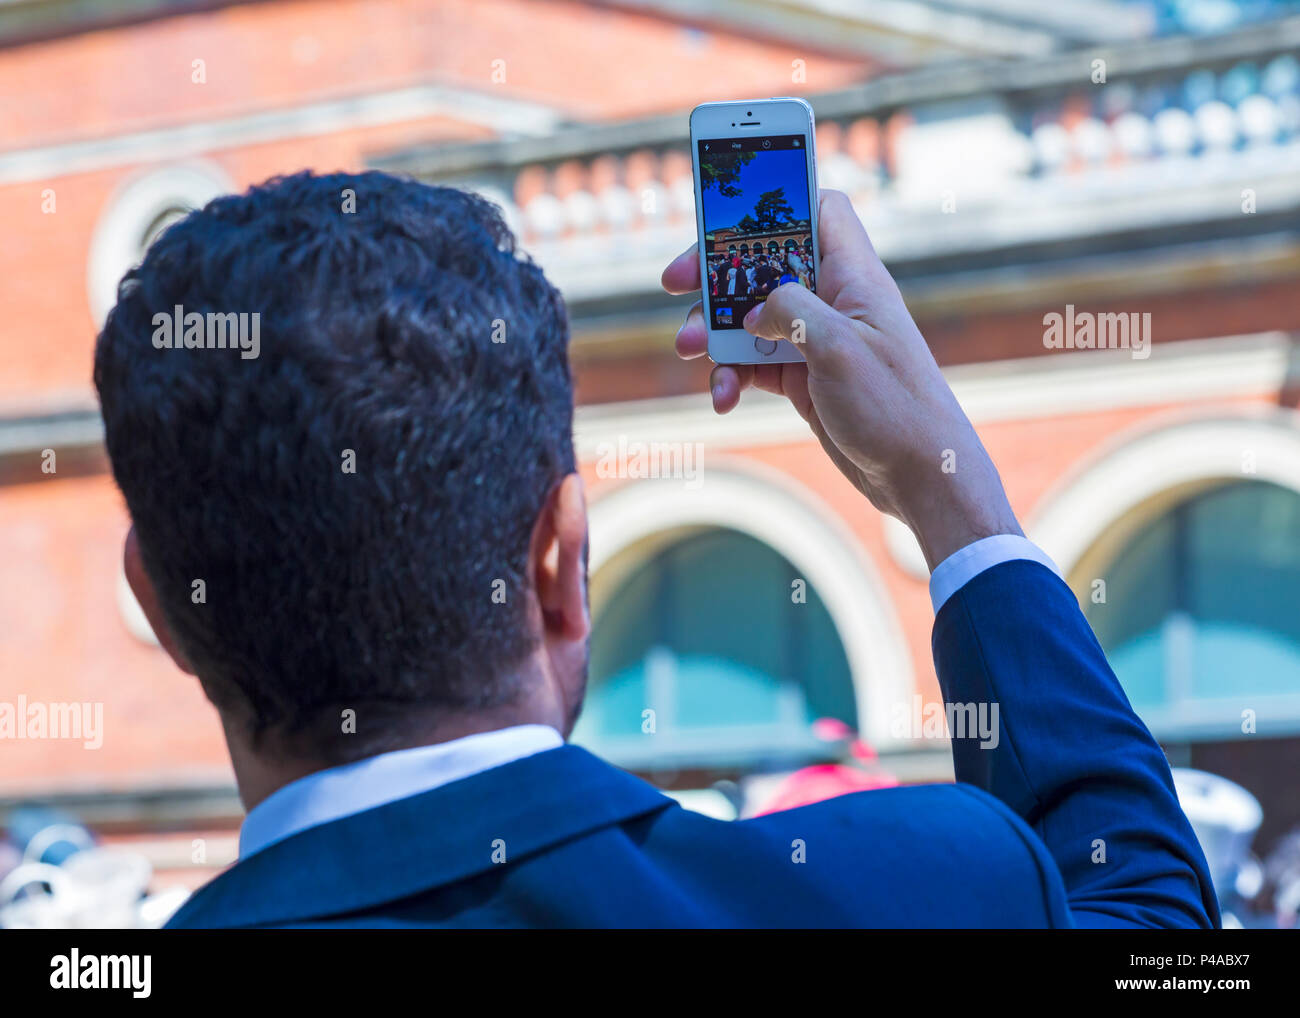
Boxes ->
[754,337,778,355]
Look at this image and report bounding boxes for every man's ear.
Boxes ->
[123,525,195,674]
[531,473,590,644]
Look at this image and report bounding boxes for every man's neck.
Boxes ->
[220,696,569,813]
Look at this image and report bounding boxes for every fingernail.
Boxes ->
[711,383,724,402]
[743,307,757,328]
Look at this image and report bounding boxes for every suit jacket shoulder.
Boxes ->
[166,746,1068,929]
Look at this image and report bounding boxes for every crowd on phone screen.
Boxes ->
[707,248,813,299]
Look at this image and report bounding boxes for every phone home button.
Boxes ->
[754,337,779,356]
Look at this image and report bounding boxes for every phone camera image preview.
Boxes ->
[699,134,815,331]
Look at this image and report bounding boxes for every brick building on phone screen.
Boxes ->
[2,0,1300,906]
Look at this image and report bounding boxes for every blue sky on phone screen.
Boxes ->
[701,148,810,230]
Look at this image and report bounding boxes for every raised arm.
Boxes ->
[933,556,1218,927]
[662,189,1218,928]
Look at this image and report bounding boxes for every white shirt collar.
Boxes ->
[238,724,564,860]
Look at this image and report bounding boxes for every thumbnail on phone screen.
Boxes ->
[698,134,815,331]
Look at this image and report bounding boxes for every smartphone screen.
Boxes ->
[696,133,816,331]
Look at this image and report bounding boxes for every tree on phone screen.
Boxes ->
[753,188,795,230]
[701,150,756,197]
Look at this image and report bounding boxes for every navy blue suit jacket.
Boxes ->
[167,561,1220,928]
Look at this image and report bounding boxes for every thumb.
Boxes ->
[744,283,850,367]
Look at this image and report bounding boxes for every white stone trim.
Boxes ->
[116,566,160,649]
[0,85,563,186]
[573,332,1293,460]
[586,461,914,748]
[1027,408,1300,577]
[948,331,1293,423]
[86,162,235,324]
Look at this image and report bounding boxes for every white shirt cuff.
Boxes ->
[929,534,1061,614]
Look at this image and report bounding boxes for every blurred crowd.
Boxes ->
[706,247,814,299]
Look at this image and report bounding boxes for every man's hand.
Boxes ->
[661,189,1023,571]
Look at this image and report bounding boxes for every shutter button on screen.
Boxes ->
[754,337,778,355]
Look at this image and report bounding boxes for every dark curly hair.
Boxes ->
[94,171,575,747]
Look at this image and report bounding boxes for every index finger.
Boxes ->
[661,244,700,295]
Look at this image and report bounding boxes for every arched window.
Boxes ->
[572,529,855,771]
[87,163,232,324]
[767,240,780,255]
[1083,480,1300,732]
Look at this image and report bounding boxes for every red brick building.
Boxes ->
[706,224,812,256]
[3,0,1300,909]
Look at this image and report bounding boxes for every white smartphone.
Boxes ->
[689,97,821,365]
